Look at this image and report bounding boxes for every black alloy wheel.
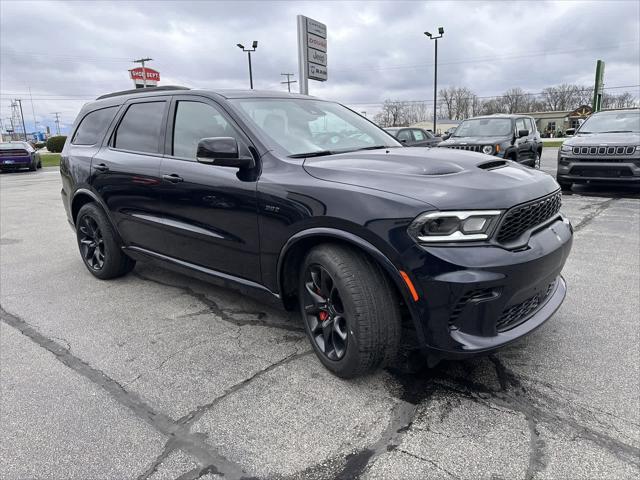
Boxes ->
[534,151,541,169]
[302,264,348,360]
[75,203,135,279]
[78,215,105,270]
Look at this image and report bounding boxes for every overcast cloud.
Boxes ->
[1,0,638,134]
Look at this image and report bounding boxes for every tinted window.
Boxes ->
[454,118,512,137]
[412,129,425,141]
[113,102,165,153]
[72,107,117,145]
[397,129,412,142]
[173,101,234,158]
[525,118,535,132]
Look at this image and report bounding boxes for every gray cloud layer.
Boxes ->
[1,0,638,133]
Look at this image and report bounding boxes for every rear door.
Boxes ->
[396,129,413,145]
[410,128,435,147]
[157,96,261,282]
[92,98,169,252]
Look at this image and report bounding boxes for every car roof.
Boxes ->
[465,114,530,120]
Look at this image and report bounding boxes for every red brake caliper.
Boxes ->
[319,311,329,322]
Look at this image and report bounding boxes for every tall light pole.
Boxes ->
[425,27,444,134]
[133,57,153,88]
[237,41,258,89]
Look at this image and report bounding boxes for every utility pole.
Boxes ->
[133,58,153,88]
[237,42,258,89]
[15,99,28,141]
[51,112,61,135]
[425,27,444,134]
[29,86,37,133]
[280,73,297,93]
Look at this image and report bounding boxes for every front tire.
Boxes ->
[76,203,135,279]
[299,244,401,378]
[556,176,572,191]
[533,151,541,169]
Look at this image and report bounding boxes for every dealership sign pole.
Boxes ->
[297,15,327,95]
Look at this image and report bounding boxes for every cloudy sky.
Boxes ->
[1,0,638,134]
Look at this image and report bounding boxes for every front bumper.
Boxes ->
[557,152,640,183]
[400,216,573,358]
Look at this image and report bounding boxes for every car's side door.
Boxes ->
[91,98,169,253]
[396,129,413,145]
[514,118,531,162]
[410,128,435,147]
[157,96,261,282]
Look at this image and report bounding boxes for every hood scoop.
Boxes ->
[477,160,507,170]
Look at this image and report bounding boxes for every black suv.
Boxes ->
[384,127,442,147]
[60,87,572,378]
[438,114,543,168]
[557,108,640,190]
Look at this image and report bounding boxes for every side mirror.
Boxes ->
[196,137,255,169]
[518,129,529,138]
[565,128,575,137]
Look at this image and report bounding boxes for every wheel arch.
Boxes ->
[71,189,123,242]
[277,228,415,312]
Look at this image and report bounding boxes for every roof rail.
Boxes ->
[96,85,190,100]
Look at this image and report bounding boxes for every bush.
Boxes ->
[34,142,46,150]
[46,135,67,153]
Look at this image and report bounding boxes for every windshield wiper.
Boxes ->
[288,150,335,158]
[602,130,634,133]
[353,145,394,151]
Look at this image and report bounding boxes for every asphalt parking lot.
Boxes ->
[1,148,639,480]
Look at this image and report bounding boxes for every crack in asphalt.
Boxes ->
[572,197,618,232]
[0,304,250,480]
[396,448,460,479]
[132,272,303,333]
[177,349,312,427]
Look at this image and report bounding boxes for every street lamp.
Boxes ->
[424,27,444,134]
[237,41,258,89]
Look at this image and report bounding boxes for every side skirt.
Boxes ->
[123,246,283,309]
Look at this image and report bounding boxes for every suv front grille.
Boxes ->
[444,145,482,152]
[496,192,562,244]
[572,145,635,156]
[496,281,555,332]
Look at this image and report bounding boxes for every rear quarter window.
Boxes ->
[72,107,118,145]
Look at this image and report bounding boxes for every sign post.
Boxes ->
[297,15,327,95]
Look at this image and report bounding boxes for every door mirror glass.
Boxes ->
[518,129,529,138]
[196,137,255,169]
[565,128,575,137]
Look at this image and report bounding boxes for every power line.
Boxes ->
[333,42,639,74]
[344,84,640,106]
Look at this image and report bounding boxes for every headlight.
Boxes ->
[408,210,502,243]
[560,144,573,153]
[482,145,493,155]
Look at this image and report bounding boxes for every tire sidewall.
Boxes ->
[75,203,123,279]
[299,250,362,376]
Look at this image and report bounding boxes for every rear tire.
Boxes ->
[28,160,37,172]
[76,203,135,279]
[298,244,401,378]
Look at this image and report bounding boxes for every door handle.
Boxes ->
[94,163,109,172]
[162,174,184,183]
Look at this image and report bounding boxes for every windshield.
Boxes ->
[578,110,640,134]
[230,98,401,156]
[453,118,512,137]
[0,142,29,150]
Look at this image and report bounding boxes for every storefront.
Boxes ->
[529,105,592,137]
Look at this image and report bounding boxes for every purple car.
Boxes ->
[0,141,42,172]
